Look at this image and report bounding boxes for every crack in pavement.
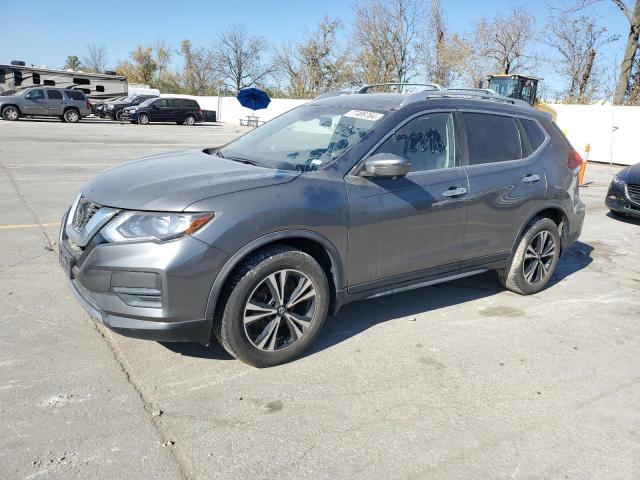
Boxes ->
[91,321,195,480]
[0,158,55,250]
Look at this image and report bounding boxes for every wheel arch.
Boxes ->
[511,204,570,255]
[1,103,21,115]
[204,230,344,328]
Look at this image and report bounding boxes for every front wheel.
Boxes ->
[215,245,330,367]
[2,106,20,121]
[498,217,561,295]
[137,113,150,125]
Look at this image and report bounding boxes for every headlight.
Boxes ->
[101,211,214,243]
[612,175,625,186]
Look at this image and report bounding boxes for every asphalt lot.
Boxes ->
[1,117,639,479]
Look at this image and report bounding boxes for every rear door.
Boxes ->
[460,111,547,266]
[22,89,47,115]
[149,99,167,121]
[45,89,64,115]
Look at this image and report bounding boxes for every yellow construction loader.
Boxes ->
[487,74,557,120]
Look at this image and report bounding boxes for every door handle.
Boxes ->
[442,186,467,197]
[522,174,541,184]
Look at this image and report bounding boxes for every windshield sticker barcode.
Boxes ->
[343,110,384,121]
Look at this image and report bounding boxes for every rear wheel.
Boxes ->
[498,217,561,295]
[184,114,196,126]
[137,113,150,125]
[115,110,124,122]
[2,106,20,121]
[63,109,80,123]
[214,245,330,367]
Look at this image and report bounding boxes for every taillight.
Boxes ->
[567,150,583,172]
[197,107,202,113]
[87,101,92,109]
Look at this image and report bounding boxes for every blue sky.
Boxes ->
[0,0,629,94]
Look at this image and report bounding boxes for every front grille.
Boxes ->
[627,184,640,202]
[72,196,102,230]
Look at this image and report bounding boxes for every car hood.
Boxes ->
[620,163,640,181]
[82,149,300,211]
[0,95,19,103]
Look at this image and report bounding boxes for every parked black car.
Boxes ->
[121,97,203,125]
[606,162,640,218]
[105,94,158,121]
[93,96,125,118]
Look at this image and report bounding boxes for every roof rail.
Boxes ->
[357,83,443,94]
[444,87,498,95]
[398,89,533,109]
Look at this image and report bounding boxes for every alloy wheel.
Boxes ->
[5,108,18,120]
[523,230,555,285]
[243,269,317,351]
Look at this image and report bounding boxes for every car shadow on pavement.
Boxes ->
[606,211,640,225]
[160,240,595,362]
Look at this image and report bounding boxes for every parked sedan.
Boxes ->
[606,162,640,218]
[121,97,203,125]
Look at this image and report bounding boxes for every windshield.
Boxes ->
[138,97,156,107]
[217,104,387,171]
[122,95,137,102]
[488,78,516,97]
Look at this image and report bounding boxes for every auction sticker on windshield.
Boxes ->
[343,110,384,121]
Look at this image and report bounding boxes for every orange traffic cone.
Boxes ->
[578,144,589,186]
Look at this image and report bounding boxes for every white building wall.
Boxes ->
[547,104,639,166]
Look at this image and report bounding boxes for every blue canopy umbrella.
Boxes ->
[236,87,271,113]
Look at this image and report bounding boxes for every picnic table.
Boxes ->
[239,115,264,127]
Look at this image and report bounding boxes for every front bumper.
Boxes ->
[59,209,227,343]
[606,182,640,218]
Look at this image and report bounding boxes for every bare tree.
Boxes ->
[83,44,108,73]
[472,7,538,76]
[215,25,274,93]
[180,39,220,95]
[352,0,424,85]
[567,0,640,104]
[421,0,472,86]
[276,17,355,98]
[545,11,617,103]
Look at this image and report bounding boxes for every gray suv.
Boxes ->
[0,87,91,123]
[59,87,585,367]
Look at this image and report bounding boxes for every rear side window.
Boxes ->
[167,99,181,108]
[463,113,523,165]
[47,90,63,100]
[521,119,546,151]
[64,90,86,100]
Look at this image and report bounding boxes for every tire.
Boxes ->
[176,120,184,125]
[63,109,80,123]
[609,209,625,218]
[2,106,20,121]
[498,217,561,295]
[115,110,124,122]
[59,116,67,123]
[184,114,196,126]
[214,245,330,367]
[137,113,150,125]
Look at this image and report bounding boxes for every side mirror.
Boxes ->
[152,103,159,109]
[361,153,411,179]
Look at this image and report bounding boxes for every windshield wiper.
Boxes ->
[224,155,270,169]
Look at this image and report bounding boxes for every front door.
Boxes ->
[22,88,47,115]
[346,111,469,291]
[460,112,547,265]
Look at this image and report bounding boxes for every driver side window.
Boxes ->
[373,112,456,173]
